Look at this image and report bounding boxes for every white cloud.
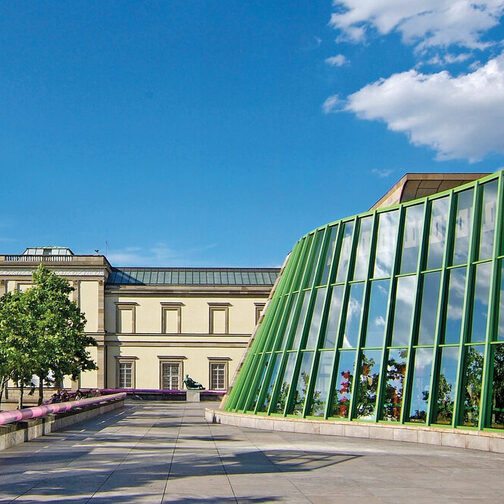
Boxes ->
[371,168,394,178]
[424,52,472,66]
[330,0,504,50]
[325,54,348,66]
[107,242,217,266]
[322,94,344,114]
[339,52,504,161]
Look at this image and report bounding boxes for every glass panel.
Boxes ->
[321,285,344,349]
[490,344,504,429]
[461,345,485,427]
[426,197,449,270]
[374,211,399,278]
[353,217,373,281]
[342,283,364,348]
[417,272,441,346]
[498,262,504,341]
[469,262,491,343]
[355,349,382,420]
[391,276,417,347]
[256,354,281,412]
[478,180,498,260]
[382,349,408,421]
[433,347,458,425]
[292,236,312,291]
[248,354,270,411]
[443,267,467,344]
[288,352,314,415]
[306,231,324,288]
[400,204,424,274]
[290,290,311,350]
[304,288,326,349]
[307,351,333,417]
[318,225,338,286]
[336,221,355,282]
[330,350,356,418]
[281,293,299,351]
[364,279,390,348]
[273,353,297,414]
[408,348,433,423]
[452,189,473,265]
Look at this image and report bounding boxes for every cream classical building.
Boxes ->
[0,247,279,392]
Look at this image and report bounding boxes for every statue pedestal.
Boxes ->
[186,390,201,402]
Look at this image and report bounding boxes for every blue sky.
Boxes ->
[1,1,504,267]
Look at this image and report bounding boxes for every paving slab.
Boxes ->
[0,401,503,503]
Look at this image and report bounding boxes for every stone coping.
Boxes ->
[205,408,504,454]
[0,398,124,451]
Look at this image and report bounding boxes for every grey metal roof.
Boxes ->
[107,267,280,286]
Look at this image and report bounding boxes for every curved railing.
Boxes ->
[0,392,126,426]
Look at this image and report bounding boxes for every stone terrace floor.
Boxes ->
[0,401,503,503]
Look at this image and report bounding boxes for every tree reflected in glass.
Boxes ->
[461,345,484,427]
[330,350,356,418]
[382,349,408,421]
[356,350,382,420]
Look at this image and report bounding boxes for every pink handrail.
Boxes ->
[0,392,126,426]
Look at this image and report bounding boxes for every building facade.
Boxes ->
[225,170,504,432]
[0,249,279,391]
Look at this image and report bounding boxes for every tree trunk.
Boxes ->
[18,381,24,410]
[38,376,44,406]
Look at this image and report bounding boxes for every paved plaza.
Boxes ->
[0,402,503,503]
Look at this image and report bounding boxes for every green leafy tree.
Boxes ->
[0,265,97,409]
[26,265,98,405]
[0,290,38,409]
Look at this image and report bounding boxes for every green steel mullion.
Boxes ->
[453,182,481,427]
[296,234,316,292]
[242,297,287,411]
[322,222,347,419]
[253,297,293,412]
[266,294,303,415]
[339,217,366,421]
[353,212,379,421]
[281,232,323,415]
[241,351,271,412]
[303,229,337,417]
[376,204,427,424]
[403,201,430,422]
[304,224,347,417]
[289,237,310,294]
[381,205,408,421]
[274,246,298,297]
[280,241,303,296]
[237,309,278,412]
[234,352,261,411]
[266,351,290,415]
[479,172,504,429]
[426,190,457,425]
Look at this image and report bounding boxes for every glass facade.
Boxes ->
[225,171,504,432]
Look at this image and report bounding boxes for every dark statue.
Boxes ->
[183,374,205,390]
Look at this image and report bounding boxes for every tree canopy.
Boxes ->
[0,265,97,408]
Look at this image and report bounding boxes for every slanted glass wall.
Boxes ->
[225,171,504,432]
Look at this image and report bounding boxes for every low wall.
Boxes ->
[101,388,225,401]
[0,396,125,451]
[205,408,504,454]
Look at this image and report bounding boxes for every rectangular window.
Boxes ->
[160,361,182,390]
[209,304,230,334]
[116,303,137,334]
[255,303,265,324]
[161,303,182,333]
[117,359,136,388]
[209,361,228,390]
